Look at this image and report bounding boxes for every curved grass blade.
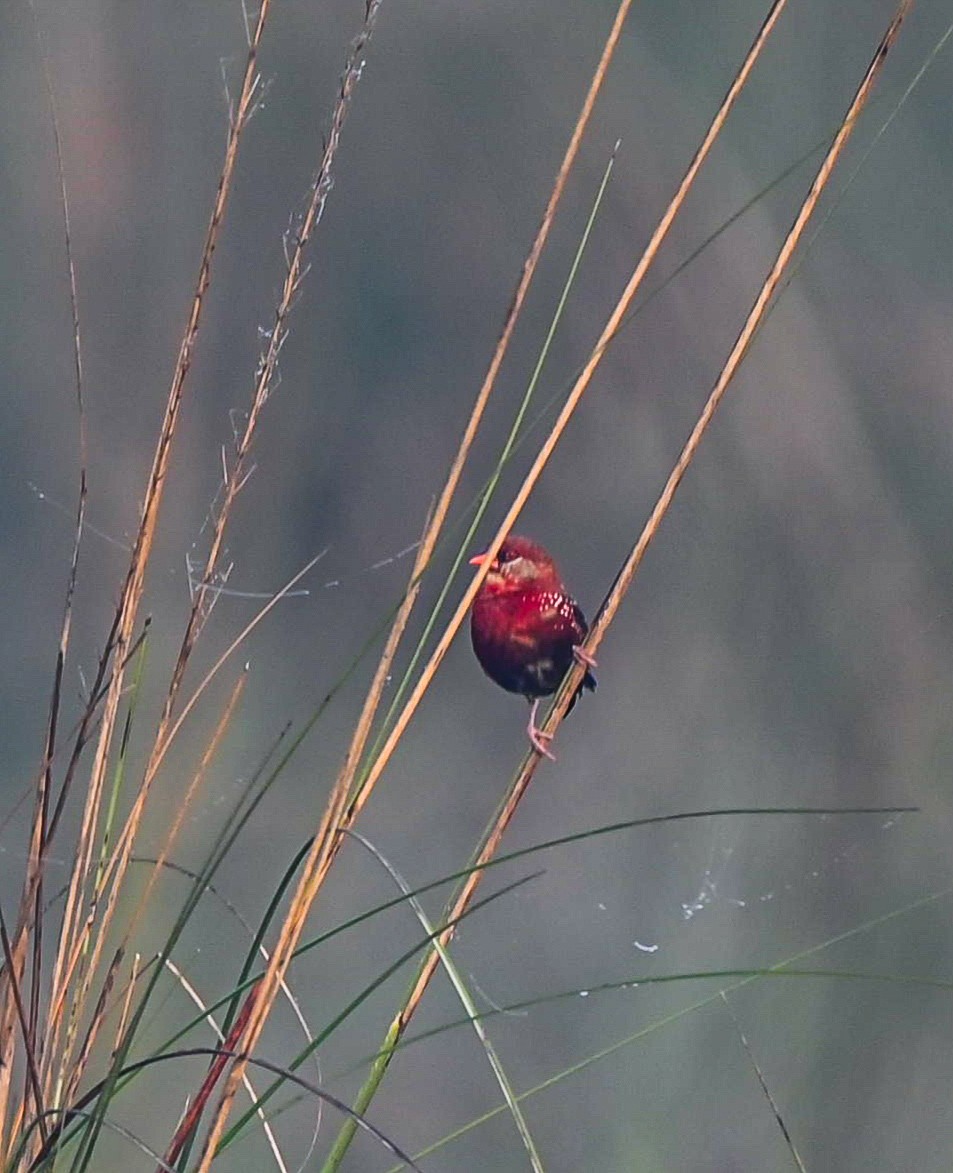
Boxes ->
[347,830,545,1173]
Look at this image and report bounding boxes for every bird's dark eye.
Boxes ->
[497,547,514,564]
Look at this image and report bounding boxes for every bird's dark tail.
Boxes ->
[566,669,596,714]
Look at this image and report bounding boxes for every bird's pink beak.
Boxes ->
[469,552,487,567]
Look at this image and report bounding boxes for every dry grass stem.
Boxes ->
[312,501,439,900]
[62,947,124,1108]
[163,996,258,1170]
[0,912,47,1148]
[163,959,288,1173]
[378,0,639,648]
[111,952,140,1061]
[126,672,248,958]
[27,5,89,1133]
[560,0,912,730]
[134,551,323,804]
[0,10,91,1155]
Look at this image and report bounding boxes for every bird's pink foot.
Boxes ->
[527,699,556,761]
[528,726,556,761]
[573,645,597,669]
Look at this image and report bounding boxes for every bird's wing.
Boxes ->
[570,600,589,638]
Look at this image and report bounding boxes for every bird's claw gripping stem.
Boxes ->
[527,698,556,761]
[572,645,597,669]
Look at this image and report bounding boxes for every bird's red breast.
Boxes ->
[469,535,596,703]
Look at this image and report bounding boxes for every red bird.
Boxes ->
[469,535,596,759]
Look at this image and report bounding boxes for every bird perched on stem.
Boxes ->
[469,535,596,760]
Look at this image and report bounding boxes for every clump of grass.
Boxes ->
[0,1,916,1170]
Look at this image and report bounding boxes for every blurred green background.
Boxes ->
[2,1,953,1169]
